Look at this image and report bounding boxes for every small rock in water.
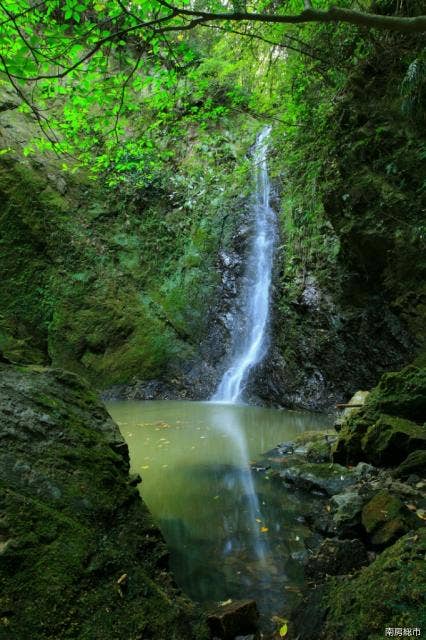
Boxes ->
[277,442,295,455]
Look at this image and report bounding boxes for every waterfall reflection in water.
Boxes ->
[108,400,332,619]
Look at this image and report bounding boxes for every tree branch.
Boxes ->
[156,0,426,33]
[1,11,179,81]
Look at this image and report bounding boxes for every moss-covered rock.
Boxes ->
[278,461,357,497]
[393,450,426,479]
[0,363,208,640]
[291,530,426,640]
[361,414,426,467]
[361,491,412,547]
[333,366,426,466]
[367,365,426,422]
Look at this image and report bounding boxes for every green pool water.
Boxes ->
[106,400,332,625]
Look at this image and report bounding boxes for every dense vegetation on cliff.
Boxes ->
[0,0,425,406]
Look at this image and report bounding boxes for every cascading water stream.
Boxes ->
[209,126,277,567]
[212,125,277,404]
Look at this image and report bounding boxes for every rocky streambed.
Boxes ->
[0,362,425,640]
[250,364,426,639]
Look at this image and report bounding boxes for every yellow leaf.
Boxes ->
[219,598,232,607]
[279,623,288,637]
[141,465,150,470]
[260,526,269,533]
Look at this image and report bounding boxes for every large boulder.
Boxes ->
[392,449,426,479]
[361,491,413,548]
[361,414,426,466]
[333,366,426,467]
[0,364,207,640]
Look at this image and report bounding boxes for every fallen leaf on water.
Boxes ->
[279,622,288,637]
[416,509,426,520]
[141,465,150,470]
[406,503,417,511]
[260,526,269,533]
[255,518,262,523]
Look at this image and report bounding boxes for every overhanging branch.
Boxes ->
[156,0,426,33]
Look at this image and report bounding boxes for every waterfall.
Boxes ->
[212,125,277,404]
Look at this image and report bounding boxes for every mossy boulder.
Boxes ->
[368,365,426,422]
[278,461,356,496]
[361,414,426,467]
[361,491,412,547]
[0,364,208,640]
[393,450,426,479]
[306,438,334,463]
[333,366,426,466]
[291,529,426,640]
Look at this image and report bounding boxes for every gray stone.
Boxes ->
[330,491,364,528]
[279,462,357,496]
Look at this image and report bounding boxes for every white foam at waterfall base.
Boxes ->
[212,125,277,404]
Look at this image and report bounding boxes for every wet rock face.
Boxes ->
[0,364,207,640]
[251,267,415,411]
